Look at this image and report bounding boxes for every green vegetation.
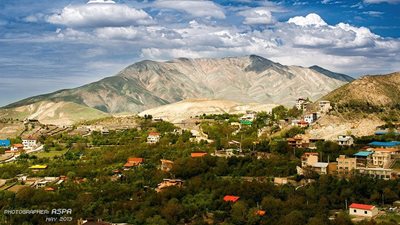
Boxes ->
[0,113,399,225]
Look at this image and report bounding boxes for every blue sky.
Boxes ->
[0,0,399,106]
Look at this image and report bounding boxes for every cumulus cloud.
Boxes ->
[47,3,153,27]
[237,7,275,25]
[153,0,225,19]
[287,13,327,27]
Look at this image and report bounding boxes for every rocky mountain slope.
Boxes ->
[4,55,353,114]
[322,72,400,107]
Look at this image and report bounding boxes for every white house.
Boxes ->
[349,203,378,218]
[304,113,318,124]
[147,132,160,144]
[337,135,354,146]
[22,138,37,150]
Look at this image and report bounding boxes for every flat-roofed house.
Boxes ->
[337,135,354,146]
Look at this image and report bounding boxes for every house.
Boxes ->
[11,143,24,151]
[240,111,256,122]
[29,165,48,171]
[337,135,354,146]
[336,155,357,176]
[191,152,207,158]
[304,113,318,124]
[0,140,10,148]
[256,210,266,216]
[156,179,184,192]
[147,132,160,144]
[297,120,309,128]
[124,157,144,169]
[296,98,309,111]
[22,137,37,150]
[160,159,174,172]
[349,203,378,218]
[372,148,400,168]
[287,137,304,149]
[312,162,329,175]
[223,195,240,203]
[357,167,393,180]
[319,101,332,113]
[274,177,288,185]
[301,152,319,168]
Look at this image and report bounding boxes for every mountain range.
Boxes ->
[3,55,353,116]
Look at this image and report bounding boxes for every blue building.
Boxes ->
[0,140,11,147]
[368,141,400,148]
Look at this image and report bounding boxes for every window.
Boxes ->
[354,210,357,213]
[364,211,367,214]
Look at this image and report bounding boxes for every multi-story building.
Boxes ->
[336,155,357,176]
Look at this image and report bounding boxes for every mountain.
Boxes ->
[3,55,353,115]
[138,98,278,123]
[322,72,400,107]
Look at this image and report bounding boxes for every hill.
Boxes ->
[4,55,353,114]
[0,101,109,126]
[322,72,400,107]
[138,98,278,123]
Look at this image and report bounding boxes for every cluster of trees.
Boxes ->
[2,114,400,224]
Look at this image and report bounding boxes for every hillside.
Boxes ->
[4,55,353,114]
[0,101,109,126]
[138,98,278,123]
[322,72,400,107]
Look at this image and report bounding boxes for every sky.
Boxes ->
[0,0,399,106]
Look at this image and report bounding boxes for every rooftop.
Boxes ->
[29,165,48,169]
[313,162,329,168]
[349,203,375,210]
[191,152,208,158]
[369,141,400,147]
[354,151,374,157]
[223,195,240,202]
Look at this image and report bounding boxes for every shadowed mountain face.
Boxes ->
[4,55,353,113]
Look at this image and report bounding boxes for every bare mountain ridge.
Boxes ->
[4,55,353,113]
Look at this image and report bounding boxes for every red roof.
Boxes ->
[298,120,309,125]
[191,152,207,158]
[127,157,144,163]
[349,203,375,210]
[148,132,160,136]
[223,195,240,202]
[13,144,24,148]
[256,210,266,216]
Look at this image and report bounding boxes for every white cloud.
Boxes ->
[237,7,275,25]
[287,13,328,27]
[153,0,225,19]
[364,0,400,3]
[47,3,153,27]
[87,0,116,3]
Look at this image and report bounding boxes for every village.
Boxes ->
[0,99,399,225]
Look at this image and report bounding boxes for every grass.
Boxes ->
[376,212,400,223]
[32,149,68,158]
